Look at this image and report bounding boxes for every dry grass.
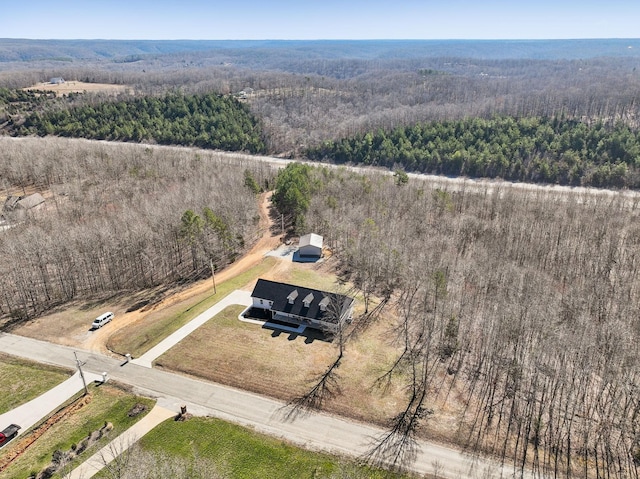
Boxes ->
[12,298,115,347]
[12,245,464,449]
[107,258,278,358]
[24,81,130,97]
[156,305,335,400]
[154,257,468,446]
[9,293,147,352]
[155,261,403,425]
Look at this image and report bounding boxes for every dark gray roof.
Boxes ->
[251,279,353,324]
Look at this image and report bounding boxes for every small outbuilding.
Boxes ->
[4,193,45,212]
[16,193,45,210]
[298,233,323,258]
[49,77,65,84]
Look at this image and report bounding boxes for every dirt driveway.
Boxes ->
[13,191,284,355]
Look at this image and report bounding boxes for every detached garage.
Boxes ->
[298,233,323,258]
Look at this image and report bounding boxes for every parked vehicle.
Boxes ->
[92,312,114,329]
[0,424,20,447]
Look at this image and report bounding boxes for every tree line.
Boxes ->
[307,116,640,189]
[272,162,317,233]
[3,52,640,159]
[12,92,265,153]
[275,163,640,477]
[0,88,57,126]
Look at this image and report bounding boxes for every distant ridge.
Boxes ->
[1,38,639,63]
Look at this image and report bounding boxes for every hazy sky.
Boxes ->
[2,0,638,40]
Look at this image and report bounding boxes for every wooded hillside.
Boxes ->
[3,41,640,162]
[0,138,273,321]
[307,116,640,188]
[1,40,639,476]
[14,92,265,153]
[281,164,640,477]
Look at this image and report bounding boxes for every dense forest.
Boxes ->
[307,116,640,188]
[272,163,640,478]
[13,92,265,153]
[2,41,640,160]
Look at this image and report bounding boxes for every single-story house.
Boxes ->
[250,279,354,333]
[298,233,323,258]
[4,193,45,212]
[50,77,65,84]
[16,193,45,210]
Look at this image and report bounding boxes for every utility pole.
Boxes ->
[210,259,217,294]
[74,351,89,396]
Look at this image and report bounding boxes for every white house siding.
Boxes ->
[273,311,338,332]
[252,298,273,309]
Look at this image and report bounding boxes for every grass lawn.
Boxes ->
[0,354,72,414]
[284,265,347,293]
[154,260,410,427]
[135,416,412,479]
[156,304,336,400]
[156,297,405,427]
[108,258,277,358]
[0,383,155,479]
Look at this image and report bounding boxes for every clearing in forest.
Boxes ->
[24,81,131,96]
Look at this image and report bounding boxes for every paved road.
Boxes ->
[0,333,532,478]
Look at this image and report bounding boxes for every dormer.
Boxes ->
[319,296,330,312]
[303,293,314,308]
[287,289,299,304]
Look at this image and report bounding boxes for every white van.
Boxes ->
[92,312,114,329]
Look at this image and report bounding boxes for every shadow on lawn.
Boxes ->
[264,323,331,344]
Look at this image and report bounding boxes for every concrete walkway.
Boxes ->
[131,290,252,368]
[68,404,175,479]
[0,370,102,439]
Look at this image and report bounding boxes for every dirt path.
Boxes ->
[78,191,281,354]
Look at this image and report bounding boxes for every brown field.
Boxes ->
[24,81,131,96]
[10,191,464,448]
[155,256,466,446]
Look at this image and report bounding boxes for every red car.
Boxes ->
[0,424,20,447]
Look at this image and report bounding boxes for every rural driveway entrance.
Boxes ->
[0,333,532,479]
[131,289,251,368]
